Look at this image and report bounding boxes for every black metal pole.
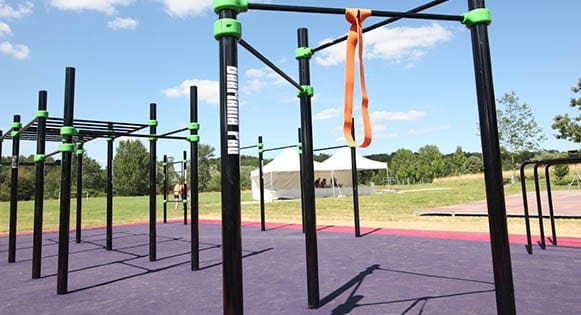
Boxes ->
[190,85,200,271]
[163,154,168,223]
[57,67,75,294]
[467,0,515,313]
[8,114,21,263]
[149,103,157,261]
[216,6,243,314]
[32,91,47,278]
[532,163,546,250]
[183,150,188,225]
[298,128,306,234]
[106,123,114,251]
[75,137,84,243]
[297,28,320,309]
[350,119,361,237]
[544,163,557,246]
[520,161,534,254]
[258,136,265,231]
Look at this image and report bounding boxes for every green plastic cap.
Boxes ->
[187,135,200,143]
[76,149,85,155]
[462,8,491,26]
[148,119,158,126]
[214,0,248,14]
[60,143,75,152]
[214,18,242,39]
[188,122,200,130]
[296,85,314,97]
[11,122,22,130]
[60,126,79,136]
[36,110,49,118]
[295,47,313,60]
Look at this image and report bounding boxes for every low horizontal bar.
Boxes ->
[159,127,188,138]
[247,3,463,22]
[263,144,296,152]
[313,145,348,152]
[79,130,187,141]
[1,161,61,166]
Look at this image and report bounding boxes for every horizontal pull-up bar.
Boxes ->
[263,144,296,152]
[312,0,449,53]
[239,39,303,91]
[159,127,188,138]
[313,145,348,152]
[240,144,258,150]
[79,130,187,141]
[247,3,463,22]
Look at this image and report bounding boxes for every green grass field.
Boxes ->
[1,176,579,237]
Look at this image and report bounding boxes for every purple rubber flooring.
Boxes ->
[1,221,580,314]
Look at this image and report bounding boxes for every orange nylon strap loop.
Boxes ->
[344,8,372,148]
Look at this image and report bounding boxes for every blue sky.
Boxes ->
[1,0,579,165]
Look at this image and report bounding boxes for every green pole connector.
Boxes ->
[297,142,303,154]
[187,135,200,143]
[295,47,313,60]
[60,126,79,136]
[163,200,168,204]
[11,131,19,138]
[34,154,45,162]
[162,162,167,166]
[214,0,248,14]
[76,149,85,155]
[105,137,113,142]
[188,122,200,130]
[59,143,75,152]
[148,136,157,142]
[296,85,314,97]
[11,122,22,129]
[462,8,491,27]
[214,18,242,39]
[148,120,158,126]
[183,199,188,204]
[36,110,49,118]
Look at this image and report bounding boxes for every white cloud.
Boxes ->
[0,21,11,36]
[0,41,29,59]
[50,0,132,16]
[371,110,426,121]
[408,125,450,136]
[107,16,138,30]
[242,79,265,94]
[163,79,219,104]
[0,1,33,18]
[241,66,286,94]
[315,23,452,67]
[314,108,341,121]
[163,0,212,18]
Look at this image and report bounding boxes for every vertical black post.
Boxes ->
[57,67,75,294]
[75,137,84,243]
[190,85,200,271]
[544,164,557,246]
[533,163,546,249]
[298,128,306,234]
[163,154,168,223]
[350,119,361,237]
[32,91,47,278]
[183,150,188,225]
[258,136,266,231]
[520,162,533,254]
[467,1,516,313]
[216,4,243,314]
[297,28,320,309]
[106,123,114,251]
[8,114,21,263]
[149,103,157,261]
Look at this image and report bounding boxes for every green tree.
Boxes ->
[552,78,581,143]
[463,156,483,174]
[72,154,106,196]
[198,143,215,192]
[496,91,546,183]
[390,148,416,183]
[416,145,444,182]
[113,140,149,195]
[553,164,569,181]
[452,146,467,175]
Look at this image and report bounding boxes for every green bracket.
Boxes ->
[163,162,167,166]
[60,143,75,152]
[34,154,45,162]
[163,200,167,204]
[257,142,264,153]
[36,110,49,118]
[148,120,158,126]
[11,131,19,138]
[60,126,79,136]
[214,0,248,14]
[76,149,85,155]
[295,47,313,60]
[105,137,113,142]
[187,135,200,143]
[214,18,242,39]
[297,142,303,154]
[11,122,22,129]
[182,199,188,204]
[148,136,157,142]
[297,85,314,97]
[188,122,200,130]
[462,8,491,26]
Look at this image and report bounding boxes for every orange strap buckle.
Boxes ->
[344,8,372,148]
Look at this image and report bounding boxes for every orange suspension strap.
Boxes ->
[344,8,372,148]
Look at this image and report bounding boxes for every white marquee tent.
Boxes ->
[250,147,387,201]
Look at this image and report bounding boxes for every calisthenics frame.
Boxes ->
[214,0,515,314]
